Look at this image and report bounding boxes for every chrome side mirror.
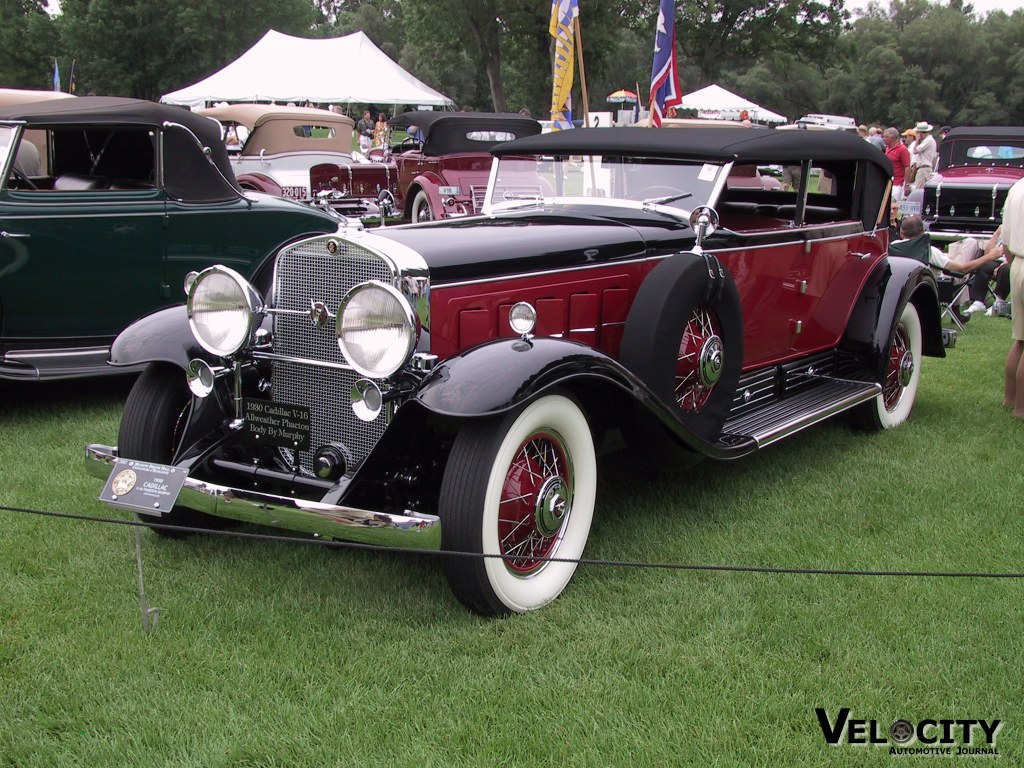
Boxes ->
[689,206,719,249]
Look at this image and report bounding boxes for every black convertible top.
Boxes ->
[494,126,893,174]
[944,126,1024,141]
[390,111,541,156]
[0,96,241,202]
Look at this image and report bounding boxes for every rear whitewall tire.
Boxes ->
[858,301,922,430]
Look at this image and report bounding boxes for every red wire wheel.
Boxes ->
[882,320,914,412]
[497,430,572,575]
[674,306,725,412]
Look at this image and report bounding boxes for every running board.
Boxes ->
[720,379,881,449]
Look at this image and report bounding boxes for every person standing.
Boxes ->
[356,109,374,153]
[909,121,938,187]
[1001,177,1024,418]
[867,126,885,150]
[372,113,390,148]
[882,127,912,200]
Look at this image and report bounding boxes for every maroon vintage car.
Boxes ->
[87,127,947,616]
[311,111,541,222]
[905,126,1024,243]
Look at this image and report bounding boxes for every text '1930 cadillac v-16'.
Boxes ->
[86,127,947,616]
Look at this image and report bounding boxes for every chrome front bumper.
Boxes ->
[84,444,441,550]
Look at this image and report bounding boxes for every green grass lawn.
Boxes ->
[1,315,1021,766]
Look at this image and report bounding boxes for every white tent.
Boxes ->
[679,84,786,125]
[161,30,453,109]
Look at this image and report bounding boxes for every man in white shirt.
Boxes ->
[908,122,937,189]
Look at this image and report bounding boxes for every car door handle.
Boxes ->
[849,251,873,260]
[0,230,30,239]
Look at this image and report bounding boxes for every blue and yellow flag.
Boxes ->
[549,0,579,131]
[52,58,61,92]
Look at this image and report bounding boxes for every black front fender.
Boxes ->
[412,337,639,418]
[109,305,214,370]
[411,336,754,459]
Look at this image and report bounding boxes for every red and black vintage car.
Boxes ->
[87,127,947,616]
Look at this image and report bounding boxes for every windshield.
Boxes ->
[486,154,727,214]
[964,144,1024,161]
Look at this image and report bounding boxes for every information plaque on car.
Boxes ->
[244,399,310,450]
[100,459,188,517]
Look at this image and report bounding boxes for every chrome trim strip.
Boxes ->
[5,346,109,360]
[925,229,994,243]
[254,350,354,372]
[85,444,441,550]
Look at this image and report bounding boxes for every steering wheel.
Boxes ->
[400,136,422,152]
[10,168,38,190]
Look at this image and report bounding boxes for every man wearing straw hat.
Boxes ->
[908,121,938,190]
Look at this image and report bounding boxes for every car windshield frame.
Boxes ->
[484,153,731,220]
[0,123,24,179]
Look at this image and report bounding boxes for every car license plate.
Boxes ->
[244,399,310,450]
[101,459,188,516]
[282,186,307,200]
[899,200,921,216]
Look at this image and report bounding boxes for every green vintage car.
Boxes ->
[0,96,337,380]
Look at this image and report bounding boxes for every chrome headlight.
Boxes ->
[336,281,416,378]
[187,266,264,356]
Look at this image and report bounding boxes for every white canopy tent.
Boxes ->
[161,30,453,109]
[679,84,786,125]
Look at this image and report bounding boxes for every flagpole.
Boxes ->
[573,17,590,127]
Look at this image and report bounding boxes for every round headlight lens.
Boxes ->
[336,281,416,378]
[187,266,263,356]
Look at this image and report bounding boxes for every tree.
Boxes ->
[321,0,405,60]
[667,0,848,87]
[0,1,60,91]
[58,0,317,100]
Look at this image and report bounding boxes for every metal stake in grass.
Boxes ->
[133,526,160,633]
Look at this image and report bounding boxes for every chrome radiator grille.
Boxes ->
[271,237,396,472]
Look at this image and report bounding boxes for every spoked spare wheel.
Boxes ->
[620,252,743,442]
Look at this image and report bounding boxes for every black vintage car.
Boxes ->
[0,97,336,380]
[87,127,946,616]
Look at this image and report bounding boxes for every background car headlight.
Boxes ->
[336,281,416,378]
[187,266,264,356]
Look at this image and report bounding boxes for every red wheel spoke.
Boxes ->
[674,306,721,412]
[497,431,571,575]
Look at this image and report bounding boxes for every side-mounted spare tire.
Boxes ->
[620,251,744,442]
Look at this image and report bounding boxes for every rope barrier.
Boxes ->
[4,503,1023,579]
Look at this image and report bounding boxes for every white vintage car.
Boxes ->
[199,104,396,217]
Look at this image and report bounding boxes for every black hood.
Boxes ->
[373,207,695,282]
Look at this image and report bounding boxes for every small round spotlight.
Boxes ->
[508,302,537,337]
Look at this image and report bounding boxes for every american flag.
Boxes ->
[648,0,682,127]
